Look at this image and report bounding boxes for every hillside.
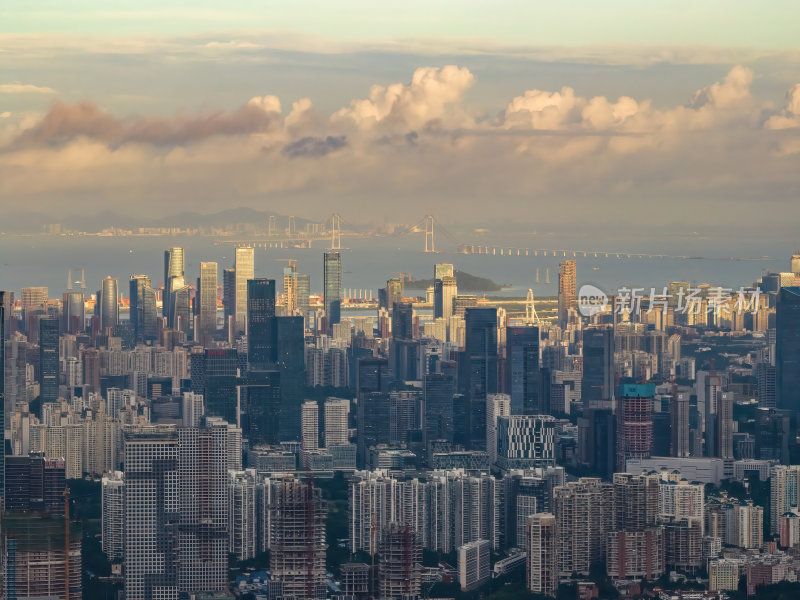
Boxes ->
[404,270,504,292]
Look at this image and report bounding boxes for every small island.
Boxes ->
[404,270,505,292]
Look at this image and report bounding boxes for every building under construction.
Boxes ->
[3,511,82,600]
[378,524,422,600]
[269,477,327,600]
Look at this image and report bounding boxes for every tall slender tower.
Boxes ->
[39,318,60,403]
[100,277,119,331]
[235,247,255,336]
[527,513,557,596]
[557,259,577,329]
[198,262,218,345]
[323,251,342,330]
[164,247,185,323]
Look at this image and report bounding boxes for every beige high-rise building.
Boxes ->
[302,400,319,451]
[324,397,350,447]
[527,513,557,596]
[558,260,577,328]
[234,246,254,336]
[198,261,218,345]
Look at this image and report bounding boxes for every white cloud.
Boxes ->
[0,83,55,94]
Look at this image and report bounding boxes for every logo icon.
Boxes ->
[578,283,608,317]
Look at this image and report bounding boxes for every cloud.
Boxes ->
[13,98,284,148]
[332,65,475,131]
[0,83,55,94]
[764,83,800,130]
[1,65,799,227]
[282,135,347,158]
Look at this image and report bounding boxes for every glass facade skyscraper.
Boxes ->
[777,286,800,415]
[246,278,276,370]
[323,251,341,329]
[463,307,498,450]
[234,247,254,336]
[100,276,119,331]
[39,317,60,403]
[506,325,541,415]
[198,261,218,344]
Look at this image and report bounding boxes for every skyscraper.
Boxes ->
[671,392,690,458]
[39,317,59,403]
[247,279,277,370]
[323,251,342,329]
[223,267,236,331]
[463,307,498,450]
[302,400,319,451]
[0,291,5,505]
[203,348,240,425]
[424,372,456,446]
[100,276,119,331]
[324,397,350,447]
[130,274,157,343]
[582,326,615,409]
[505,326,541,414]
[557,259,577,329]
[124,427,179,600]
[164,246,185,324]
[283,263,298,313]
[198,261,218,344]
[296,273,311,317]
[62,289,85,334]
[616,383,655,472]
[776,286,800,415]
[235,246,255,336]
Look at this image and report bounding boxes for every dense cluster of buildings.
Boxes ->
[2,250,800,599]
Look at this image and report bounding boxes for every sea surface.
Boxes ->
[0,230,790,299]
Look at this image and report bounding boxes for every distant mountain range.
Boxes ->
[2,207,315,233]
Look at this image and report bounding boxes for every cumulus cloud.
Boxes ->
[1,65,799,226]
[0,83,56,94]
[282,135,347,158]
[764,83,800,130]
[332,65,475,131]
[503,66,755,134]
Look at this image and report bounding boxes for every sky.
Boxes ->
[2,1,800,229]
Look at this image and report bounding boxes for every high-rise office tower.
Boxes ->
[526,513,557,596]
[557,259,577,329]
[582,326,615,409]
[616,383,655,472]
[223,267,236,329]
[39,317,60,403]
[424,371,456,446]
[164,246,185,323]
[323,251,342,329]
[62,289,85,334]
[434,275,458,322]
[283,263,298,313]
[124,427,180,600]
[296,273,311,317]
[275,316,305,441]
[302,400,319,451]
[0,291,5,506]
[203,349,240,425]
[463,307,498,450]
[21,286,48,332]
[198,261,218,344]
[671,392,690,458]
[717,391,734,460]
[506,326,541,414]
[171,284,191,335]
[270,477,327,600]
[324,397,350,447]
[130,274,157,343]
[100,276,119,331]
[384,277,404,312]
[391,302,413,340]
[486,393,510,465]
[434,264,456,319]
[235,246,255,336]
[776,286,800,415]
[242,370,281,445]
[247,279,277,370]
